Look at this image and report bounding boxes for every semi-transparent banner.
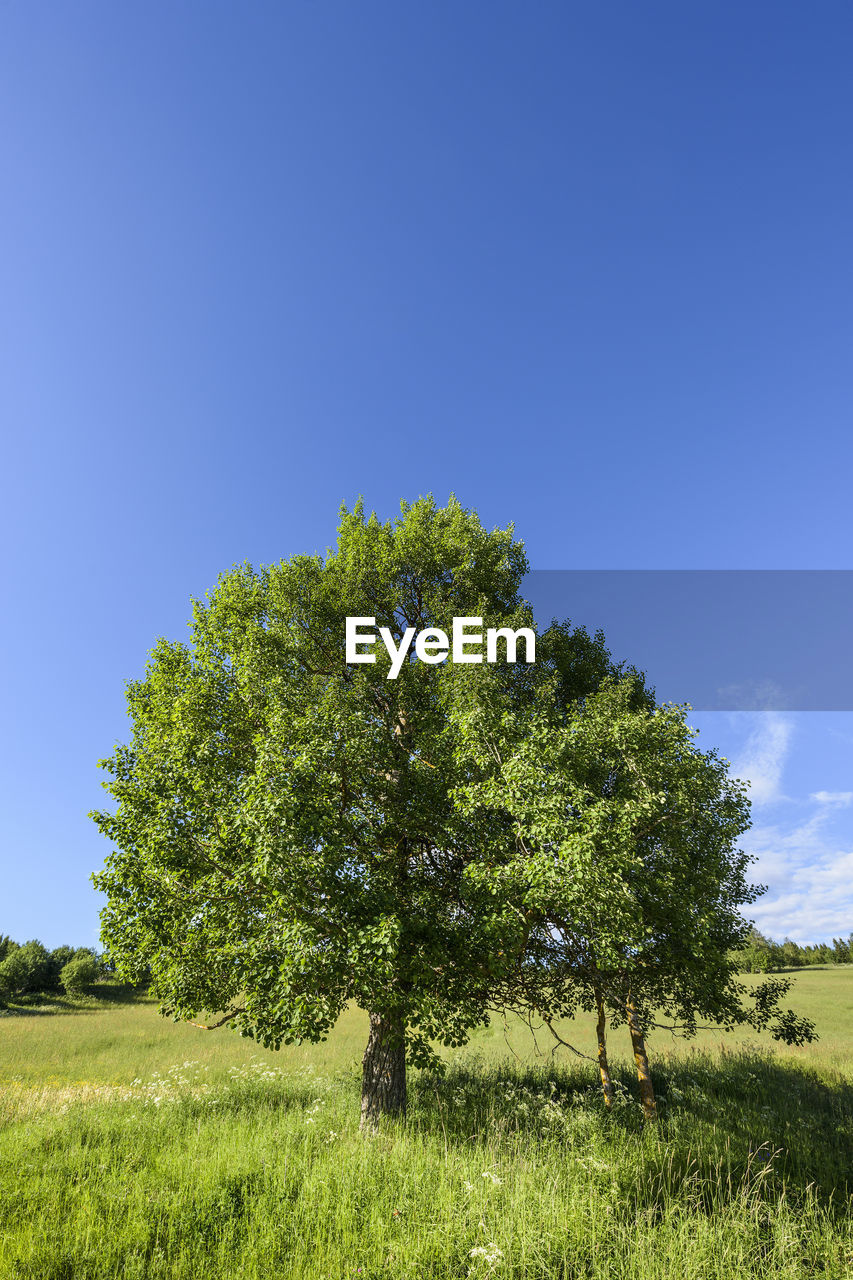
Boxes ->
[522,570,853,711]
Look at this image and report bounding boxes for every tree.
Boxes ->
[733,928,784,974]
[781,938,804,968]
[0,940,51,1002]
[93,497,810,1128]
[92,497,563,1128]
[47,945,77,989]
[61,953,101,996]
[452,676,816,1120]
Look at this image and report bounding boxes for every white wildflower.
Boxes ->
[470,1244,503,1261]
[468,1241,504,1274]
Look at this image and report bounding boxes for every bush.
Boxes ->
[0,939,51,1000]
[60,953,101,996]
[46,945,76,988]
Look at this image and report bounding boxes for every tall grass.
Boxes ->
[1,1048,852,1278]
[1,972,852,1277]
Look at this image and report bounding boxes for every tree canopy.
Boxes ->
[94,498,560,1123]
[92,496,814,1126]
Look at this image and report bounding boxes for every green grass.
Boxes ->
[1,969,852,1278]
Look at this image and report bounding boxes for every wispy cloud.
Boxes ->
[729,713,793,806]
[809,790,853,808]
[746,805,853,943]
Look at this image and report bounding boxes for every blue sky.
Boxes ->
[2,3,852,948]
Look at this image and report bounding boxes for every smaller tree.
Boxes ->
[61,954,101,996]
[47,945,76,989]
[734,928,784,974]
[453,676,816,1120]
[0,940,51,1001]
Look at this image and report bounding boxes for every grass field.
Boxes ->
[1,969,851,1278]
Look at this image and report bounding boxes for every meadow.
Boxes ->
[0,969,851,1279]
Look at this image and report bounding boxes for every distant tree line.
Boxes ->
[0,935,106,1004]
[733,927,853,972]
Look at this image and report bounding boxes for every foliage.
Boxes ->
[453,675,816,1049]
[90,496,822,1125]
[732,929,853,972]
[0,940,51,1002]
[0,938,104,1005]
[60,953,102,996]
[91,496,562,1076]
[46,944,77,986]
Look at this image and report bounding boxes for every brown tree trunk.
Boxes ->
[360,1010,407,1132]
[594,984,614,1109]
[626,996,657,1122]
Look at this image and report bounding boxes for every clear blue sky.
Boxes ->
[2,3,852,948]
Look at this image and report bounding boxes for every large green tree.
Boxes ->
[92,497,562,1126]
[94,496,805,1128]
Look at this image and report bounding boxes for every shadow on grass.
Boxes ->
[652,1049,853,1202]
[0,983,147,1018]
[407,1048,853,1211]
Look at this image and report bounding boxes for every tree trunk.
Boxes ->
[360,1010,407,1132]
[626,996,657,1122]
[594,984,614,1109]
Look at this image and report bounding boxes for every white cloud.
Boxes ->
[730,713,793,806]
[809,791,853,808]
[745,806,853,943]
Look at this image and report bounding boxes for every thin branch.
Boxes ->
[186,1006,246,1031]
[542,1017,599,1064]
